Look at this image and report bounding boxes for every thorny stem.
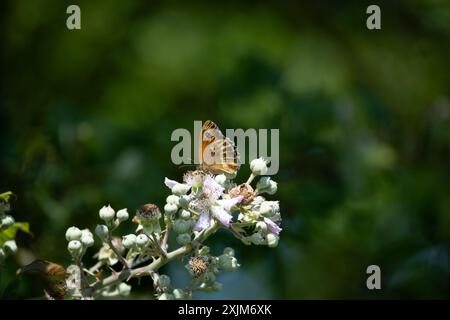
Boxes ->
[86,222,219,296]
[107,236,129,270]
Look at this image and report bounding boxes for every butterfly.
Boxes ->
[198,120,240,175]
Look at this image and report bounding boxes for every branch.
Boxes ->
[87,222,219,295]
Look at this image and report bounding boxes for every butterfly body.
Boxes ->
[198,120,240,175]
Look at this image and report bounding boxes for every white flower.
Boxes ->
[116,208,129,222]
[214,174,227,186]
[164,178,191,196]
[3,240,18,255]
[250,158,268,176]
[166,195,180,206]
[65,226,82,241]
[259,201,280,217]
[193,175,243,231]
[99,205,115,222]
[80,230,95,247]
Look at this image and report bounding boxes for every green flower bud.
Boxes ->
[158,293,174,300]
[256,176,271,189]
[172,219,191,234]
[99,205,115,222]
[136,234,149,248]
[178,195,190,209]
[166,195,180,206]
[65,226,82,241]
[173,288,185,300]
[176,233,191,245]
[203,271,216,284]
[116,208,129,222]
[171,183,190,196]
[179,209,191,220]
[158,274,171,288]
[249,232,265,245]
[223,247,235,256]
[67,240,82,257]
[1,215,15,228]
[266,233,279,248]
[122,234,137,249]
[164,203,178,216]
[250,158,268,176]
[212,282,223,291]
[255,221,268,233]
[95,224,109,241]
[218,254,239,272]
[215,174,227,186]
[118,283,131,296]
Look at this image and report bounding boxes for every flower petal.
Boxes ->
[203,175,224,200]
[264,218,282,236]
[164,177,179,189]
[194,212,212,231]
[216,196,244,211]
[211,206,233,227]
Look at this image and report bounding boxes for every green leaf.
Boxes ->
[0,222,32,246]
[0,191,15,203]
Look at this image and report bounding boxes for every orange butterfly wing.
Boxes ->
[198,120,240,174]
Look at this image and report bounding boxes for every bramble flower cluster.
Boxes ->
[36,157,281,299]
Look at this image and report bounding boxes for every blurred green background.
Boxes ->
[1,0,450,299]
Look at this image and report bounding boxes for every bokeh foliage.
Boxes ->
[1,0,449,299]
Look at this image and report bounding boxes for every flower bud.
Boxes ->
[164,203,178,216]
[171,183,190,196]
[136,234,149,248]
[212,282,223,291]
[176,233,191,246]
[256,177,278,195]
[122,234,137,249]
[215,174,227,186]
[3,240,17,255]
[67,240,82,257]
[173,219,191,234]
[218,254,239,272]
[267,180,278,195]
[1,215,15,228]
[223,247,235,256]
[118,283,131,296]
[203,271,216,284]
[266,233,279,248]
[116,208,129,222]
[173,288,185,300]
[65,226,82,241]
[250,158,268,176]
[81,234,95,248]
[260,201,279,218]
[99,205,115,222]
[178,195,190,209]
[158,293,174,300]
[95,224,109,241]
[158,274,171,288]
[166,195,180,206]
[255,221,268,233]
[249,232,265,245]
[179,209,191,220]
